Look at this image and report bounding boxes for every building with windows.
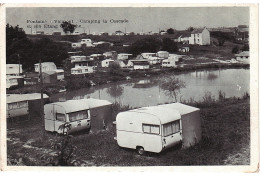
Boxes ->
[189,27,210,45]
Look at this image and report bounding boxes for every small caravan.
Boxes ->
[7,93,49,119]
[44,98,112,134]
[161,58,176,68]
[44,99,91,134]
[115,106,182,154]
[115,103,201,154]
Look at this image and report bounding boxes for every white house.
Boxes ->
[189,27,210,45]
[101,59,115,67]
[6,64,23,76]
[235,51,249,64]
[34,62,57,73]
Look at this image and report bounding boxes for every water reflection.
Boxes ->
[51,68,249,108]
[207,73,218,80]
[106,85,124,103]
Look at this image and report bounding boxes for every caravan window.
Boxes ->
[56,113,66,122]
[163,120,180,137]
[68,110,88,122]
[142,124,160,135]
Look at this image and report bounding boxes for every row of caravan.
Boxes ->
[44,98,201,154]
[7,94,201,154]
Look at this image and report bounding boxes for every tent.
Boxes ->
[158,103,201,148]
[80,98,113,133]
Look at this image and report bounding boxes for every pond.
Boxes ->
[50,68,250,108]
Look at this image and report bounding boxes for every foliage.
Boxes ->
[161,38,178,52]
[242,44,249,51]
[129,37,162,56]
[232,46,240,54]
[166,28,175,34]
[6,24,68,70]
[60,21,77,35]
[187,26,194,31]
[210,31,235,46]
[6,24,26,46]
[107,85,124,102]
[108,61,121,75]
[160,75,186,102]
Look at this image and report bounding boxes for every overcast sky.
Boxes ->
[6,7,249,34]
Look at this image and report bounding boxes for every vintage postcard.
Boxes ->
[0,3,259,172]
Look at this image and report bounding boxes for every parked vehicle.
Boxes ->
[44,99,91,134]
[114,106,182,154]
[44,98,112,134]
[114,103,201,154]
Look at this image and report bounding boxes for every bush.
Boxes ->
[232,46,240,54]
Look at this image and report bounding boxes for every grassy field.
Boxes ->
[27,34,244,61]
[7,95,250,166]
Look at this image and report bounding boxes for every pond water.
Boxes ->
[50,68,249,108]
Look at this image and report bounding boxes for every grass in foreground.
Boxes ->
[7,97,250,166]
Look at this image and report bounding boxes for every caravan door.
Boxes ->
[161,120,182,150]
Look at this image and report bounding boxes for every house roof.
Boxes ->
[181,33,191,38]
[191,28,205,34]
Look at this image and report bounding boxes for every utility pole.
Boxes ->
[39,59,45,138]
[18,54,20,76]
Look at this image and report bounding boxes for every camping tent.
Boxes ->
[80,98,112,133]
[158,103,201,148]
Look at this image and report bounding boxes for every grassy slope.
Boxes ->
[7,97,250,166]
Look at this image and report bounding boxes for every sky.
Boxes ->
[6,7,249,34]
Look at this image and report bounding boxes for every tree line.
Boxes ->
[6,24,68,71]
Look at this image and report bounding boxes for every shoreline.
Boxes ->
[7,63,249,96]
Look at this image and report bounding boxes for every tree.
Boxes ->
[167,28,175,34]
[6,24,26,46]
[129,37,162,56]
[210,31,234,46]
[108,61,121,75]
[232,46,240,54]
[106,85,124,103]
[60,21,76,35]
[160,76,186,102]
[187,26,194,32]
[161,38,178,52]
[242,44,249,51]
[6,24,68,70]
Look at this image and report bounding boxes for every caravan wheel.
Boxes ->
[137,146,145,155]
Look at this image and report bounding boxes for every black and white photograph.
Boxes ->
[0,3,258,171]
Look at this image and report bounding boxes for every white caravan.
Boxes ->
[44,99,91,134]
[161,58,176,68]
[115,106,182,154]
